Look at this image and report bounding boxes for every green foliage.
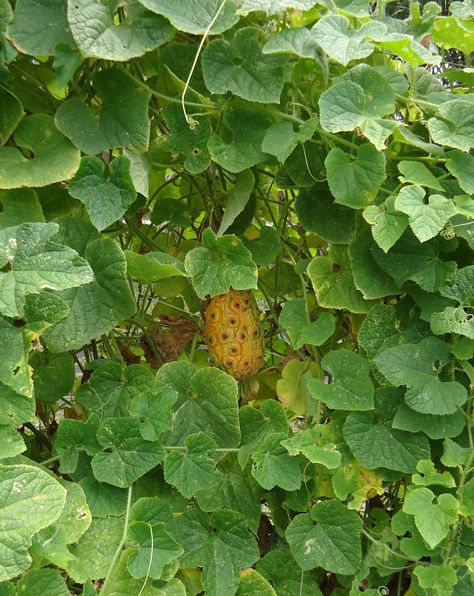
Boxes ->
[0,0,473,594]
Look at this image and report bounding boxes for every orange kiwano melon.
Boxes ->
[203,290,264,381]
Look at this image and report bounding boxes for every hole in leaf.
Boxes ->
[332,263,340,273]
[234,56,243,65]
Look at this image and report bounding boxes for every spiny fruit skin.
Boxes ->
[203,290,264,381]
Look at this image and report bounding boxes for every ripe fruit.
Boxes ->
[203,290,264,381]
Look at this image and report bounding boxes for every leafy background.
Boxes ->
[0,0,473,594]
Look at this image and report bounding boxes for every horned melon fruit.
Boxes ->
[203,289,264,381]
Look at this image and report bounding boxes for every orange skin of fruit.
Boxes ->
[203,290,264,381]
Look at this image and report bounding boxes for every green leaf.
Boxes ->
[348,228,400,299]
[7,0,74,56]
[0,383,35,427]
[432,16,474,55]
[174,509,259,596]
[441,438,471,468]
[397,161,443,191]
[392,403,466,440]
[0,426,25,459]
[31,480,92,567]
[79,477,128,518]
[363,195,409,253]
[202,27,287,104]
[217,170,255,236]
[325,144,386,209]
[446,149,474,193]
[374,337,468,415]
[459,477,474,515]
[0,222,93,318]
[262,118,318,163]
[242,227,281,267]
[412,460,455,488]
[0,86,22,146]
[165,366,241,449]
[343,412,430,473]
[403,488,458,549]
[263,27,327,70]
[394,185,457,243]
[282,427,341,470]
[238,0,316,14]
[237,568,276,596]
[0,115,80,189]
[184,228,257,299]
[130,389,177,441]
[257,550,323,596]
[311,15,382,66]
[0,316,32,397]
[127,521,183,579]
[0,189,44,230]
[428,100,474,152]
[286,500,362,574]
[155,361,196,408]
[295,184,357,244]
[67,0,173,60]
[15,569,69,596]
[319,78,396,150]
[68,156,136,231]
[208,107,272,173]
[279,298,335,349]
[0,464,66,581]
[431,267,474,338]
[309,350,374,411]
[43,237,136,352]
[55,414,101,474]
[92,417,165,488]
[158,103,212,174]
[65,517,124,583]
[126,251,185,284]
[139,0,240,34]
[251,433,302,491]
[308,245,374,313]
[371,230,457,292]
[31,351,74,404]
[414,564,458,593]
[164,432,222,498]
[55,67,151,154]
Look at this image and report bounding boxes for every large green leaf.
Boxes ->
[208,107,272,173]
[68,156,136,231]
[164,432,222,498]
[325,144,386,209]
[0,222,93,317]
[402,488,458,549]
[257,550,323,596]
[279,298,335,349]
[286,500,362,574]
[55,67,151,154]
[164,366,241,449]
[431,265,474,338]
[308,350,374,411]
[43,237,136,352]
[0,115,80,189]
[311,15,383,65]
[127,521,183,579]
[238,0,316,14]
[0,464,67,581]
[251,433,302,491]
[184,228,257,299]
[394,185,457,243]
[67,0,173,61]
[14,569,69,596]
[174,509,259,596]
[308,245,374,313]
[392,403,466,440]
[427,100,474,152]
[202,27,287,104]
[343,411,430,473]
[7,0,74,56]
[446,149,474,193]
[139,0,240,34]
[363,196,409,253]
[319,72,397,150]
[0,316,32,397]
[374,337,468,415]
[92,417,165,488]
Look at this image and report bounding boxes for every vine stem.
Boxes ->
[101,486,133,593]
[181,0,229,127]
